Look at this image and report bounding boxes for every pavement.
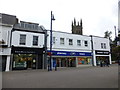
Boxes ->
[2,64,119,88]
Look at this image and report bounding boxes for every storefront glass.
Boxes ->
[52,57,76,67]
[13,54,37,70]
[96,56,109,66]
[78,57,92,65]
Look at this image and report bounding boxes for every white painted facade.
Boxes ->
[12,31,44,48]
[92,36,111,66]
[47,31,111,67]
[47,31,93,67]
[47,31,92,52]
[0,24,13,71]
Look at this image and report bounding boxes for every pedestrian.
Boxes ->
[55,63,57,71]
[100,60,103,67]
[48,64,50,71]
[102,61,105,67]
[106,59,109,67]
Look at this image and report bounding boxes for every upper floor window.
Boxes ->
[84,41,88,47]
[60,38,64,45]
[101,43,104,48]
[104,43,106,49]
[53,37,56,44]
[101,43,106,49]
[33,36,38,46]
[19,34,26,45]
[69,39,73,45]
[77,40,81,46]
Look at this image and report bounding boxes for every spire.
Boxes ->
[80,19,82,27]
[72,21,73,26]
[74,18,76,26]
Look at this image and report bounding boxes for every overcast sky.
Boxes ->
[0,0,118,40]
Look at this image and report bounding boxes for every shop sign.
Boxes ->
[95,50,109,55]
[47,50,92,56]
[12,46,43,54]
[14,51,36,54]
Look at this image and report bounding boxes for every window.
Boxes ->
[33,36,38,46]
[101,43,104,48]
[104,43,106,49]
[77,40,81,46]
[69,39,73,45]
[53,37,56,44]
[84,41,88,47]
[101,43,106,49]
[19,34,26,45]
[60,38,64,45]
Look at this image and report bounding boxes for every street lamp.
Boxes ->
[49,11,55,71]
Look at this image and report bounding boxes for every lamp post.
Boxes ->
[49,11,55,71]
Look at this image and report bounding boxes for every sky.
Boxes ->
[0,0,118,40]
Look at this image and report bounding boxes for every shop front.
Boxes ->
[95,50,111,66]
[11,46,44,70]
[47,50,92,68]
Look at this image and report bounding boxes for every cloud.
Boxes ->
[0,0,118,40]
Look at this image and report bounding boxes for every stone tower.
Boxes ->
[72,18,83,35]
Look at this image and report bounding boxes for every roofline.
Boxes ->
[0,13,16,17]
[46,30,90,37]
[12,28,45,34]
[90,35,108,39]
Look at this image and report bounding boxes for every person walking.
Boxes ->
[100,60,103,67]
[106,59,109,67]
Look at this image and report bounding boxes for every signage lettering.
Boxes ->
[95,50,109,55]
[47,50,92,56]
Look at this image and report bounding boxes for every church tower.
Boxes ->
[72,18,83,35]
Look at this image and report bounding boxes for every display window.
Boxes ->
[13,54,37,70]
[96,56,109,66]
[78,57,92,65]
[52,57,76,67]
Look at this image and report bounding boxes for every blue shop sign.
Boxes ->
[47,50,92,56]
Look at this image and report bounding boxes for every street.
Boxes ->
[2,64,118,88]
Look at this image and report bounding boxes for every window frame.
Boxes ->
[77,40,81,46]
[69,39,73,45]
[84,40,88,47]
[104,43,106,49]
[53,37,56,44]
[33,36,38,46]
[60,38,64,45]
[19,34,26,45]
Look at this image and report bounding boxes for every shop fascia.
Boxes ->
[47,50,92,56]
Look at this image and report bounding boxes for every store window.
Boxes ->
[78,57,92,65]
[77,40,81,46]
[19,34,26,45]
[13,54,37,70]
[84,41,88,47]
[60,38,64,45]
[33,36,38,46]
[69,39,73,45]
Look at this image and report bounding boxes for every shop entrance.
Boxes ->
[96,56,109,66]
[54,57,76,67]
